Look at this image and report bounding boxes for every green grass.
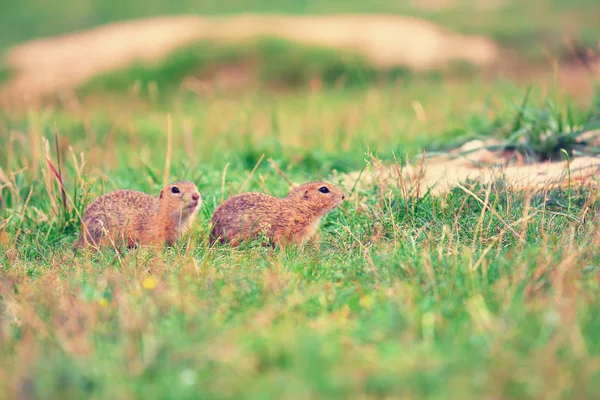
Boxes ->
[80,38,414,99]
[2,75,600,398]
[433,86,600,162]
[0,64,10,86]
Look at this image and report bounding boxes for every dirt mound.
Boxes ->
[340,140,600,196]
[0,14,499,101]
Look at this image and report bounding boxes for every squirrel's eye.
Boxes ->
[318,186,330,194]
[171,187,180,194]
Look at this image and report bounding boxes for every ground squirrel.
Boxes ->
[76,181,201,249]
[209,181,345,248]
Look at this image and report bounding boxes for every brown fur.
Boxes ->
[76,181,201,249]
[210,181,345,248]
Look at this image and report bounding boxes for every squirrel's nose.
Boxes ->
[342,194,345,200]
[192,192,200,201]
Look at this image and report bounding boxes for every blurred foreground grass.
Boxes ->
[2,74,600,398]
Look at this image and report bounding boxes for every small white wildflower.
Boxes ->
[179,369,197,387]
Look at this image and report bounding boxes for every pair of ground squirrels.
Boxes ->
[76,180,345,250]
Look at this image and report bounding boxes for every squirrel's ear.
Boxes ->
[159,189,164,199]
[303,190,309,200]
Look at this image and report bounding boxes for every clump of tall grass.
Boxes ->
[436,86,600,163]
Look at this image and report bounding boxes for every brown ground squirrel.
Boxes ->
[76,181,201,249]
[209,181,345,248]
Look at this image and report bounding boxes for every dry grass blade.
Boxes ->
[163,113,173,188]
[238,154,265,194]
[471,180,493,250]
[53,126,68,216]
[221,162,230,203]
[456,183,525,243]
[13,186,33,242]
[342,224,378,274]
[268,158,294,187]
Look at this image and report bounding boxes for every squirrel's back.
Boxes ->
[210,192,281,245]
[77,190,156,248]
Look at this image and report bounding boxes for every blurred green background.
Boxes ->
[2,0,600,55]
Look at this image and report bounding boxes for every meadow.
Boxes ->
[2,1,600,399]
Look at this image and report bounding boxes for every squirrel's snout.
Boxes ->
[186,192,201,211]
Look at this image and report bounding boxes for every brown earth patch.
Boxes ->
[0,14,499,102]
[339,139,600,196]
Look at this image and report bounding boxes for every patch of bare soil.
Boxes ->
[339,139,600,196]
[0,14,499,101]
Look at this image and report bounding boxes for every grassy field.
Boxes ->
[2,0,600,398]
[2,72,600,398]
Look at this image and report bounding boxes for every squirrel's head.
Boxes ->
[158,180,201,219]
[286,181,346,214]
